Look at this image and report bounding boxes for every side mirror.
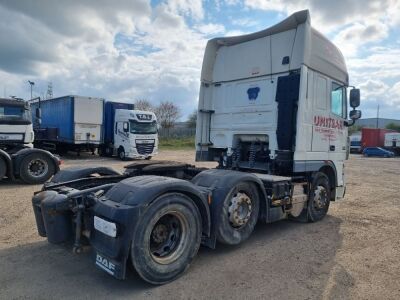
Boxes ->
[350,109,361,120]
[123,122,129,132]
[350,89,360,108]
[35,107,41,119]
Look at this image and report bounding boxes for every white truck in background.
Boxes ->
[32,10,362,285]
[0,98,59,183]
[384,132,400,155]
[99,102,158,160]
[30,97,159,160]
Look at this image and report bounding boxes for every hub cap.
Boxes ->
[149,211,188,265]
[228,192,252,228]
[313,186,328,210]
[27,159,48,177]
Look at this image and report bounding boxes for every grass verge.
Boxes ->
[159,137,195,150]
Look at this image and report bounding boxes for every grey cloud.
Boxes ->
[0,0,151,37]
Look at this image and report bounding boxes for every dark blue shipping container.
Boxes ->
[30,95,104,144]
[103,102,134,144]
[31,96,74,142]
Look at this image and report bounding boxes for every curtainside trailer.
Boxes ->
[30,96,104,155]
[32,10,362,284]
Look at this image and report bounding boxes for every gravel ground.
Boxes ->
[0,151,399,299]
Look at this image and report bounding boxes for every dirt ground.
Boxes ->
[0,150,399,299]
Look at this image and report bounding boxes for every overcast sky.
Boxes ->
[0,0,399,120]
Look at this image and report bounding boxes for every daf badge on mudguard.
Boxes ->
[96,253,116,275]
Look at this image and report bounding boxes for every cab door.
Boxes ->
[328,82,347,160]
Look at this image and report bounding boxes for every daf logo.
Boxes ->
[96,254,115,273]
[247,87,260,100]
[136,114,152,121]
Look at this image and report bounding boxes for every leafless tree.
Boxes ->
[187,110,197,128]
[134,99,154,111]
[155,101,181,136]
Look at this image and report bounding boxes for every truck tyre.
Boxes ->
[0,158,6,181]
[19,153,55,184]
[131,193,202,285]
[118,147,126,161]
[307,172,331,222]
[216,182,260,245]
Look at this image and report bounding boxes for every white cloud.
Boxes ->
[333,22,389,57]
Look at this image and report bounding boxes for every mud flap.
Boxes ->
[95,252,126,279]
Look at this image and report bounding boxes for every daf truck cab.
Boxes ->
[32,10,361,285]
[0,98,59,183]
[99,105,158,160]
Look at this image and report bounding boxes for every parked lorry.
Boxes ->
[30,97,159,159]
[0,98,60,184]
[384,132,400,155]
[350,134,362,153]
[99,101,158,160]
[30,96,104,155]
[361,128,393,149]
[31,10,361,284]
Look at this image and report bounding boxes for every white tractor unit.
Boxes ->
[32,10,361,284]
[0,98,59,183]
[105,109,158,160]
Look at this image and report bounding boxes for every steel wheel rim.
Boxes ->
[149,211,189,265]
[27,159,48,177]
[228,191,253,228]
[313,185,328,210]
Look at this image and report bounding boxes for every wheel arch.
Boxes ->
[12,148,60,177]
[0,149,14,180]
[191,169,268,222]
[318,164,337,201]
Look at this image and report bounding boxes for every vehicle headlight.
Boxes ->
[94,216,117,238]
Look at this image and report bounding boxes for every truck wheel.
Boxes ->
[0,158,6,181]
[19,153,55,184]
[216,182,260,245]
[307,172,331,222]
[131,193,202,285]
[118,147,126,160]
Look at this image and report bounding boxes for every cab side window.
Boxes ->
[331,82,346,118]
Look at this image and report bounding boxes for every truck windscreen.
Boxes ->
[0,104,32,125]
[130,120,157,134]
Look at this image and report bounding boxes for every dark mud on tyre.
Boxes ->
[307,172,331,222]
[118,147,126,160]
[131,193,202,285]
[19,153,55,184]
[216,182,260,245]
[0,158,6,180]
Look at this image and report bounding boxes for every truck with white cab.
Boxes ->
[99,101,158,160]
[31,10,361,284]
[0,98,59,184]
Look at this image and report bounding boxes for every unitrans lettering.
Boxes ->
[314,116,344,130]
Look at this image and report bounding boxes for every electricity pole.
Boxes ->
[376,104,380,128]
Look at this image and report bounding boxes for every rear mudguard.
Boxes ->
[51,166,120,183]
[191,169,270,248]
[91,175,211,279]
[12,148,60,177]
[0,149,14,180]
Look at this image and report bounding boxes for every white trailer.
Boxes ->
[384,132,400,155]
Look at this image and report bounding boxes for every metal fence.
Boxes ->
[159,127,196,138]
